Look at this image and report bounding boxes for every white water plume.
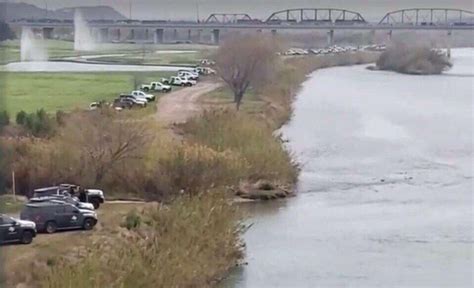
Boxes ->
[20,27,48,62]
[74,9,96,51]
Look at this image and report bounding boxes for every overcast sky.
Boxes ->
[5,0,474,21]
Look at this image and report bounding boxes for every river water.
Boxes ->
[223,49,473,288]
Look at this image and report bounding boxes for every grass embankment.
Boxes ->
[181,51,380,199]
[0,39,212,65]
[1,195,242,288]
[1,72,173,115]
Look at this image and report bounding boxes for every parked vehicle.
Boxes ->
[29,195,95,211]
[178,70,199,80]
[141,82,172,93]
[33,185,105,209]
[131,90,155,102]
[195,67,216,75]
[20,201,98,233]
[200,59,215,66]
[113,98,134,110]
[0,214,36,245]
[89,102,100,110]
[162,76,196,87]
[119,95,147,107]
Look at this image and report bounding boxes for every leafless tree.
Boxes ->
[216,34,278,110]
[58,110,151,184]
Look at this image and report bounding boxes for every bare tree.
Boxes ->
[216,34,278,110]
[58,110,151,184]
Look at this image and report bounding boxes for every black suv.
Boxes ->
[0,214,37,245]
[33,184,105,209]
[113,98,134,109]
[20,201,98,234]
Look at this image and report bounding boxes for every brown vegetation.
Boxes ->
[376,44,452,75]
[41,192,243,288]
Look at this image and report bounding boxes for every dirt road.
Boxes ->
[156,81,222,125]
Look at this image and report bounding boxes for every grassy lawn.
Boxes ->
[1,39,214,65]
[2,71,174,115]
[201,86,265,114]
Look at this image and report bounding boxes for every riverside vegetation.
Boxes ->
[374,44,452,74]
[0,36,379,287]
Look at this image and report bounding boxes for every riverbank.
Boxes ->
[0,51,380,287]
[185,51,380,200]
[223,48,473,288]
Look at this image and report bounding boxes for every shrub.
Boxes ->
[182,109,297,183]
[15,111,27,125]
[15,109,56,137]
[122,210,142,230]
[0,110,9,131]
[376,44,452,74]
[156,142,249,195]
[41,192,244,288]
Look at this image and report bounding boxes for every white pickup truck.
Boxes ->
[141,82,172,93]
[178,70,199,80]
[130,90,155,102]
[161,76,196,87]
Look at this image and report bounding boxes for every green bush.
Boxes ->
[0,110,9,131]
[15,110,27,125]
[122,210,142,230]
[15,109,56,137]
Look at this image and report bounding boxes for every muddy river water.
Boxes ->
[222,49,473,288]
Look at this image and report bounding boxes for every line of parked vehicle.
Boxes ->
[0,184,105,245]
[283,44,387,56]
[89,66,216,111]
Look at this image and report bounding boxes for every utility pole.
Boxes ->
[12,171,16,201]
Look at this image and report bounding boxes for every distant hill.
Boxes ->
[0,2,126,21]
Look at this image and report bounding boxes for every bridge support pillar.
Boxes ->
[387,30,393,42]
[446,30,452,58]
[212,29,220,45]
[271,29,277,37]
[327,30,334,46]
[369,29,376,44]
[187,29,192,41]
[98,28,109,43]
[197,29,202,44]
[173,29,178,41]
[116,28,121,42]
[130,29,135,40]
[154,29,164,44]
[42,27,54,39]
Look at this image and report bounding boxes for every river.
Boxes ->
[222,48,473,288]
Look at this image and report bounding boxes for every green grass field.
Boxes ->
[0,39,214,65]
[2,71,174,115]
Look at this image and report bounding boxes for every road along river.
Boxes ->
[222,48,473,288]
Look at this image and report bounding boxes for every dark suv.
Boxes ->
[0,214,37,245]
[33,184,105,209]
[20,201,98,234]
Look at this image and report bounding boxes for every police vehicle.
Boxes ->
[0,214,37,245]
[20,201,98,234]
